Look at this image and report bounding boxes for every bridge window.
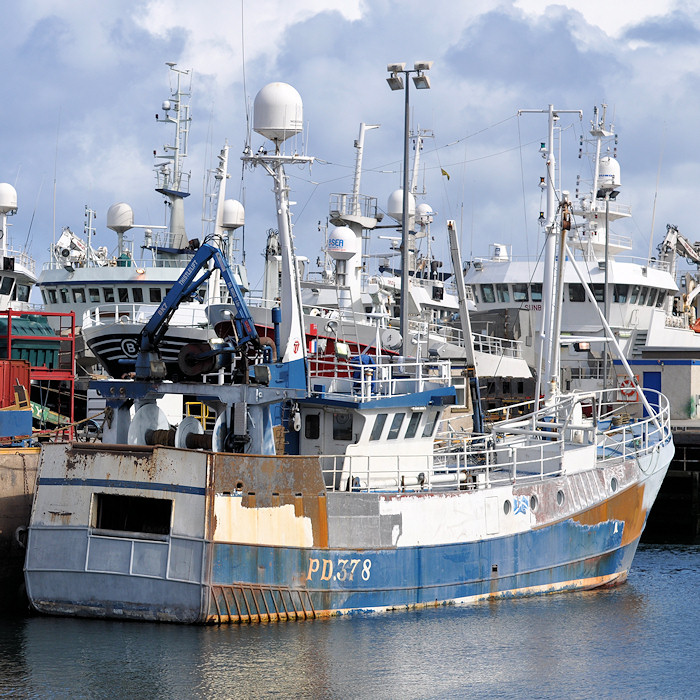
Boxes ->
[133,288,144,303]
[103,288,115,303]
[568,284,585,302]
[630,285,640,304]
[422,411,439,438]
[591,284,605,302]
[118,287,129,303]
[496,284,510,303]
[72,288,86,303]
[0,277,12,295]
[656,290,666,308]
[150,288,162,303]
[531,284,542,302]
[513,283,528,302]
[481,284,495,303]
[88,288,101,303]
[93,493,172,536]
[613,284,629,303]
[405,412,422,439]
[387,413,405,440]
[646,289,657,307]
[370,413,387,441]
[16,285,30,302]
[47,289,57,304]
[638,287,648,305]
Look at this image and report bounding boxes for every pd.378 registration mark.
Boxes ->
[307,557,372,582]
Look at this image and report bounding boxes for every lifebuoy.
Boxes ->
[619,377,637,401]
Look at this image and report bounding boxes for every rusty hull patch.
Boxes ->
[211,453,328,547]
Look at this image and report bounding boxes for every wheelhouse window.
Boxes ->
[332,412,353,441]
[613,284,629,303]
[304,413,320,440]
[630,285,640,304]
[0,277,13,296]
[60,288,69,303]
[88,288,101,303]
[72,288,86,303]
[646,288,657,307]
[531,283,542,302]
[513,283,528,302]
[496,284,510,303]
[481,284,495,303]
[405,412,422,439]
[118,287,129,303]
[422,411,439,438]
[638,287,648,305]
[370,413,387,441]
[591,284,605,302]
[93,493,172,536]
[47,289,57,304]
[387,412,405,440]
[16,284,30,302]
[149,288,162,303]
[656,290,666,308]
[133,287,144,303]
[568,283,585,302]
[103,288,115,303]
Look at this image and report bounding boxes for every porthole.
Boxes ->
[503,500,512,515]
[557,490,565,506]
[611,477,618,493]
[530,494,538,512]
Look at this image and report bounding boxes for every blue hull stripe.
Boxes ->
[37,477,206,496]
[211,517,633,611]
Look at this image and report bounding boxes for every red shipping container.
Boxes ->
[0,359,30,408]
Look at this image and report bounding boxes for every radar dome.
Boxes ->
[598,156,621,189]
[253,82,303,143]
[327,226,357,260]
[387,189,416,223]
[416,202,434,224]
[222,199,245,230]
[107,202,134,233]
[0,183,18,214]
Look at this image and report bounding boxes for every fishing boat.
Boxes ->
[23,90,674,623]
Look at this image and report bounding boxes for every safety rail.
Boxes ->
[308,354,452,401]
[318,388,671,493]
[4,247,36,275]
[82,302,208,330]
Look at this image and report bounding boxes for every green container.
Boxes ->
[0,315,61,369]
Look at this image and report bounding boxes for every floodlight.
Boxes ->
[387,75,404,90]
[412,74,431,90]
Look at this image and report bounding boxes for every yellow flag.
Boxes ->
[441,168,450,180]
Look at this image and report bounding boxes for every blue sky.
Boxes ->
[2,0,698,294]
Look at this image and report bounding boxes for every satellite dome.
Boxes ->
[222,199,245,230]
[327,226,357,260]
[107,202,134,233]
[387,189,416,223]
[253,82,303,143]
[416,202,434,224]
[0,183,18,214]
[598,156,621,189]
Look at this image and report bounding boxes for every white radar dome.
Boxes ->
[253,82,303,143]
[0,183,18,214]
[598,156,621,189]
[222,199,245,230]
[387,189,416,223]
[416,202,434,224]
[107,202,134,233]
[327,226,357,260]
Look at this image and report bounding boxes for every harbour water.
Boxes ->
[1,544,697,699]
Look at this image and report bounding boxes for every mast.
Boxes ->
[154,63,192,250]
[519,105,582,402]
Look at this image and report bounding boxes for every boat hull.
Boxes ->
[24,440,672,623]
